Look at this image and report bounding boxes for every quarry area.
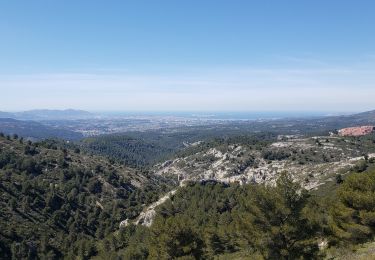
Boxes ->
[338,125,375,137]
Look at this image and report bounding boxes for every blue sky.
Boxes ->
[1,1,375,112]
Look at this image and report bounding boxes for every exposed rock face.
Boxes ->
[154,135,375,192]
[119,219,129,228]
[338,126,374,137]
[120,188,179,228]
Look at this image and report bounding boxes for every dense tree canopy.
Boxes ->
[0,136,170,259]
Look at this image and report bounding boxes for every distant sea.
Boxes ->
[97,111,333,120]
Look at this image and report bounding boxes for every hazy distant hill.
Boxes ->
[307,109,375,130]
[342,109,375,122]
[0,109,95,120]
[17,109,94,120]
[0,118,83,140]
[0,111,14,118]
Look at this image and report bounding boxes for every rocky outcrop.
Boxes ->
[121,135,375,230]
[120,188,179,228]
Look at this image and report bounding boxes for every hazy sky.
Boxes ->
[1,1,375,112]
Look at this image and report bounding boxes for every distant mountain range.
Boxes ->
[0,109,94,120]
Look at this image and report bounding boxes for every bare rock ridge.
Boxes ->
[121,128,375,229]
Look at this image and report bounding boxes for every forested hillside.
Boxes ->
[2,129,375,259]
[96,166,375,259]
[82,134,177,168]
[81,131,278,169]
[0,134,172,259]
